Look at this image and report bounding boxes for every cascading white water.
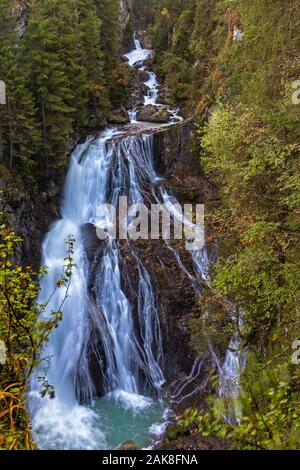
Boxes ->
[124,34,152,67]
[30,33,212,450]
[134,35,142,50]
[144,72,159,106]
[219,337,243,400]
[30,129,169,450]
[124,32,245,421]
[125,33,183,124]
[218,310,246,424]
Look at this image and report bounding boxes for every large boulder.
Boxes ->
[158,86,175,106]
[136,105,171,123]
[108,107,130,125]
[137,69,150,82]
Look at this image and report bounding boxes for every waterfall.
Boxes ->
[30,130,168,450]
[218,311,246,423]
[124,33,152,67]
[218,336,244,422]
[134,34,142,50]
[30,33,211,450]
[144,72,159,106]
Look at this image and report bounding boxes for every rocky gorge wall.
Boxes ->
[0,171,60,268]
[1,113,219,397]
[153,119,217,204]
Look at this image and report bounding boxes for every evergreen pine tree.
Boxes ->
[0,0,40,174]
[78,0,110,125]
[23,3,75,176]
[37,0,90,131]
[94,0,120,72]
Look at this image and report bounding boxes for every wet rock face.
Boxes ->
[78,120,217,393]
[138,31,152,50]
[153,120,218,208]
[137,105,171,123]
[163,426,230,450]
[80,226,213,393]
[12,2,27,40]
[118,440,139,450]
[119,0,131,26]
[127,77,149,108]
[0,171,60,269]
[81,231,200,390]
[137,69,149,82]
[153,119,199,176]
[88,101,107,130]
[119,238,200,385]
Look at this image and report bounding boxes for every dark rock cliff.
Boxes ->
[153,119,218,209]
[0,171,60,268]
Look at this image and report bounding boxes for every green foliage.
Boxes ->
[109,61,134,109]
[200,100,300,343]
[0,0,126,180]
[156,52,193,102]
[147,0,226,110]
[179,358,300,450]
[94,0,120,71]
[22,5,76,176]
[0,0,41,175]
[0,225,75,449]
[144,0,300,449]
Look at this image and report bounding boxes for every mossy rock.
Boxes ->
[137,105,171,123]
[108,108,130,125]
[118,440,139,450]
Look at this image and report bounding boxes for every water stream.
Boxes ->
[29,34,214,450]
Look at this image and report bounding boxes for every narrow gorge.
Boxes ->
[28,34,233,450]
[2,0,297,454]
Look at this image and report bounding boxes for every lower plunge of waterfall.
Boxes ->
[31,391,168,450]
[29,35,180,451]
[29,34,219,450]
